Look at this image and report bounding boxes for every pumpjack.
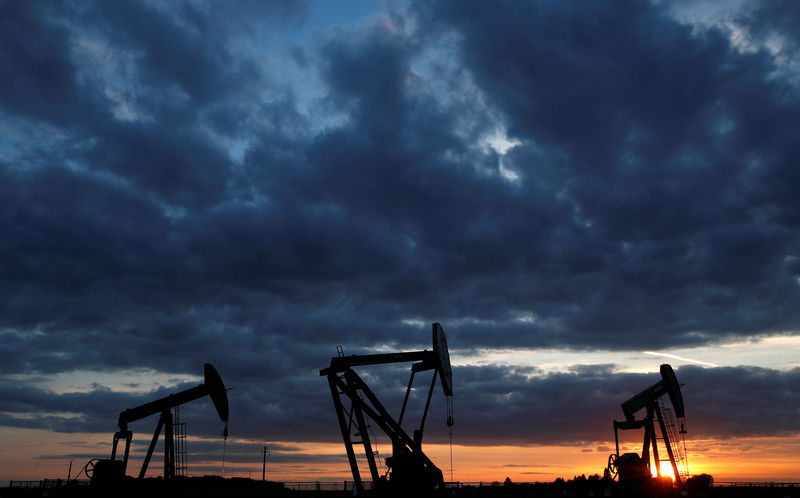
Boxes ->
[321,323,454,495]
[90,363,229,484]
[607,364,688,486]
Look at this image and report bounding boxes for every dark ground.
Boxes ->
[1,477,797,498]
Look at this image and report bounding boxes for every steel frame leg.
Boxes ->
[328,374,363,493]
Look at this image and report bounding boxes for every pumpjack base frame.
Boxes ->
[322,352,446,495]
[612,402,682,486]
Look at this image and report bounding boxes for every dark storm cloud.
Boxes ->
[0,2,85,124]
[85,123,231,207]
[409,0,800,344]
[2,0,800,451]
[444,364,800,446]
[4,365,798,448]
[0,378,204,434]
[740,0,800,55]
[677,364,800,439]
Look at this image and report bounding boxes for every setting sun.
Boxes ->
[653,461,676,481]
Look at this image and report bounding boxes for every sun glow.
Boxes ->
[654,461,676,480]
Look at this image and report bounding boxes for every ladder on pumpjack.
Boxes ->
[658,398,689,481]
[173,406,188,477]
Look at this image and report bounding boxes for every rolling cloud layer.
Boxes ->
[2,0,799,452]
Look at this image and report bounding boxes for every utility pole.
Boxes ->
[261,446,270,481]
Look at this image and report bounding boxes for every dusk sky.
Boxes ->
[1,0,799,484]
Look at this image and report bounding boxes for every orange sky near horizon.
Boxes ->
[2,427,798,484]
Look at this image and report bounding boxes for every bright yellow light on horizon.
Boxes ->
[653,461,676,480]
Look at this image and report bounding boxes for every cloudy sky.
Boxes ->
[1,0,799,484]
